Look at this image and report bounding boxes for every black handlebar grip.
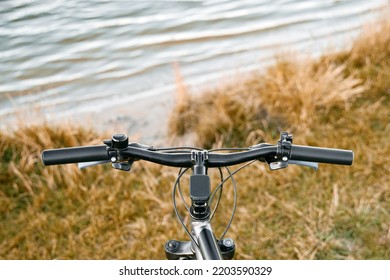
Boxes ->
[290,145,354,165]
[41,145,109,166]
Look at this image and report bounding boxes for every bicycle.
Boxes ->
[41,131,354,260]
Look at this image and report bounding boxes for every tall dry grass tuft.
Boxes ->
[348,13,390,71]
[259,57,366,133]
[169,50,370,145]
[331,11,390,97]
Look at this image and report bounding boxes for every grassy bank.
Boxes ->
[1,15,389,259]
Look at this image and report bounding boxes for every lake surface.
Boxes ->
[0,0,387,129]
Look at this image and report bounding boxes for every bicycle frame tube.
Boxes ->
[191,220,222,260]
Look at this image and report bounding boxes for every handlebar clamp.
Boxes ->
[264,132,293,170]
[104,134,135,172]
[277,132,293,161]
[191,150,209,165]
[191,150,209,175]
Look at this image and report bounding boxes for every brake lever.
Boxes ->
[269,160,288,170]
[289,160,318,170]
[78,160,110,170]
[268,160,318,170]
[78,159,135,172]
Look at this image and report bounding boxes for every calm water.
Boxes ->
[0,0,388,122]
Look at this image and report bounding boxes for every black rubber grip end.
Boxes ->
[41,145,109,166]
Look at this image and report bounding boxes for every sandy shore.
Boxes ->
[71,92,177,146]
[1,91,178,146]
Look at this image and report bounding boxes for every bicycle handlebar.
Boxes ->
[41,141,354,168]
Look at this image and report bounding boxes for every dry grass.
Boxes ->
[0,124,183,259]
[1,14,389,259]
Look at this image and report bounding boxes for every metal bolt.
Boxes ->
[222,238,234,249]
[167,240,179,252]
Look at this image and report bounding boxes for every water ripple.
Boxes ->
[0,0,387,119]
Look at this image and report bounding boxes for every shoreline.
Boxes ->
[0,90,176,146]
